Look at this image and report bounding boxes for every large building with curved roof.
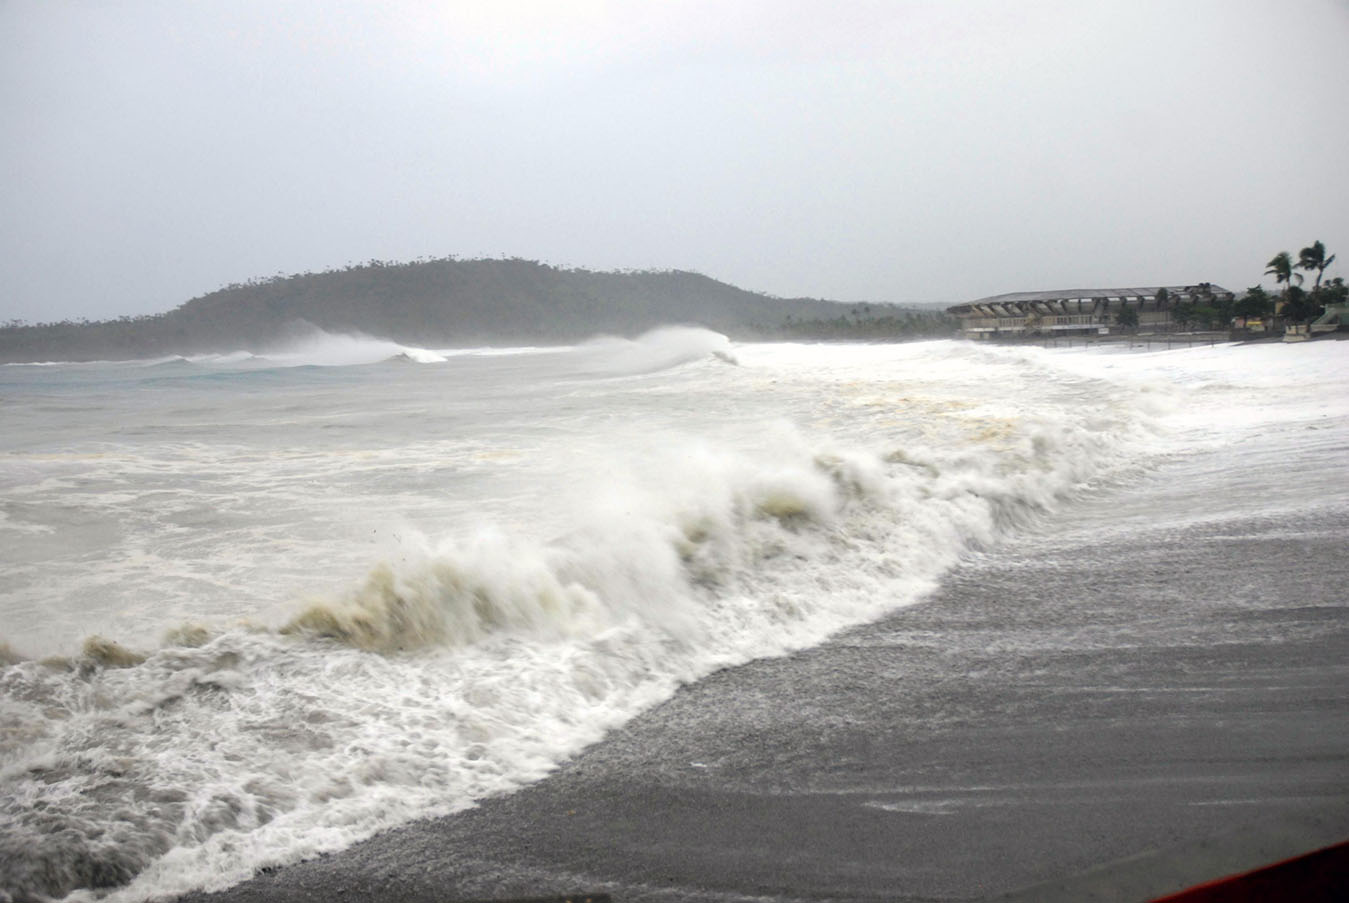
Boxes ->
[947,283,1235,338]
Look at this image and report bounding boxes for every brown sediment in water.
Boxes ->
[81,635,147,668]
[0,641,24,666]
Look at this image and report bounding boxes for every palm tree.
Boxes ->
[1265,251,1302,294]
[1265,253,1304,326]
[1297,240,1337,291]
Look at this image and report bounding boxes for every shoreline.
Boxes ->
[183,447,1349,903]
[968,329,1348,351]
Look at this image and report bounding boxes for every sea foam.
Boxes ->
[5,338,1342,902]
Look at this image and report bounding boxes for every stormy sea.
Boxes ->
[2,331,1346,902]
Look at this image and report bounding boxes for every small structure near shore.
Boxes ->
[1310,301,1347,335]
[947,284,1235,339]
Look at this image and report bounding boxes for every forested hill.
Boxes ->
[0,258,949,362]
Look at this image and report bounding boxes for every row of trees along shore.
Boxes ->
[1115,240,1342,332]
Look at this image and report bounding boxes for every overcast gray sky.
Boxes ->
[3,0,1346,323]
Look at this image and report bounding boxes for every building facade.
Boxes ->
[947,284,1235,339]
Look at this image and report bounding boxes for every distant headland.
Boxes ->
[0,258,952,363]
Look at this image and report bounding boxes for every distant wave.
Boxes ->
[188,350,261,364]
[239,326,450,366]
[570,325,738,375]
[2,355,198,368]
[1,326,733,373]
[172,337,566,368]
[2,328,454,370]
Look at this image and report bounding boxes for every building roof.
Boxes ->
[948,284,1234,313]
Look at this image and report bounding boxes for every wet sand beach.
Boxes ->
[184,440,1349,903]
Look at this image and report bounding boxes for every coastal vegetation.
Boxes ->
[1110,241,1341,335]
[768,304,953,341]
[0,257,950,363]
[1252,240,1343,326]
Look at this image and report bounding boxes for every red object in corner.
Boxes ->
[1148,840,1349,902]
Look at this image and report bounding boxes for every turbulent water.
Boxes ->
[1,328,1343,902]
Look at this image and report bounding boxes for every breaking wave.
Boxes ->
[1,325,740,376]
[232,326,450,366]
[569,326,738,374]
[0,375,1152,902]
[28,335,1333,902]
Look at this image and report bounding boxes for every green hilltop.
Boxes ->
[0,257,950,362]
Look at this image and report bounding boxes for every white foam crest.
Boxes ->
[435,344,573,358]
[572,326,737,374]
[243,327,449,366]
[1030,340,1348,449]
[185,350,261,364]
[3,356,188,367]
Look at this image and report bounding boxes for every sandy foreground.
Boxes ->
[184,454,1349,903]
